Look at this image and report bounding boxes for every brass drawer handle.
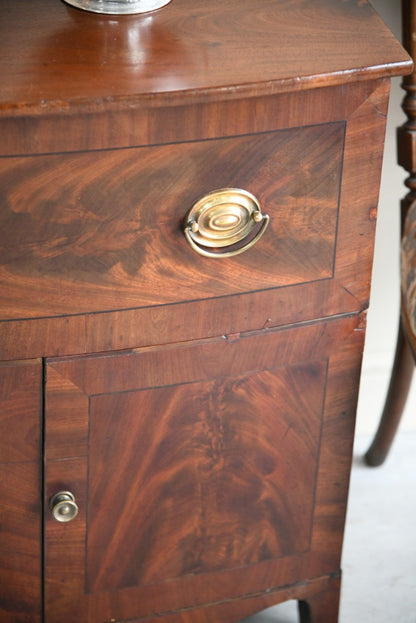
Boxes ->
[184,188,269,258]
[50,491,79,523]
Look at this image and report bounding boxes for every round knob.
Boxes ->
[50,491,79,523]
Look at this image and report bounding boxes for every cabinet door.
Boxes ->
[44,315,364,623]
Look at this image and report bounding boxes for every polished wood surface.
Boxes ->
[0,124,344,318]
[0,361,42,623]
[0,1,411,621]
[0,361,41,462]
[298,575,341,623]
[44,314,364,623]
[0,0,411,156]
[0,80,392,361]
[0,0,409,112]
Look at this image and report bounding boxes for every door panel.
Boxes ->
[44,314,363,623]
[86,364,324,593]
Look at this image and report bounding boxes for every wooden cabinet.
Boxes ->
[0,1,411,622]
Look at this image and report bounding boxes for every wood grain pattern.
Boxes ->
[44,299,363,464]
[0,81,390,361]
[298,574,341,623]
[87,362,325,591]
[0,361,42,623]
[330,79,392,308]
[0,278,365,362]
[0,123,343,320]
[76,575,339,623]
[1,1,409,621]
[0,0,409,115]
[0,360,42,463]
[0,82,383,158]
[44,313,363,622]
[0,0,410,157]
[0,463,42,623]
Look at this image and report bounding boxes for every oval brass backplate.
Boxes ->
[184,188,269,258]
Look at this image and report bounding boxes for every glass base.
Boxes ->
[63,0,172,14]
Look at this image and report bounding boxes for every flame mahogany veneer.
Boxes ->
[0,1,411,622]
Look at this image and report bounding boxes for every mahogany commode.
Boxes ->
[0,1,411,622]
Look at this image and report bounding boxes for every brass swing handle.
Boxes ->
[184,188,269,258]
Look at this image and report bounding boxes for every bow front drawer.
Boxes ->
[0,123,344,321]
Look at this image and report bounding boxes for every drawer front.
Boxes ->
[0,123,344,320]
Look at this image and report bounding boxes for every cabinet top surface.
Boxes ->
[0,0,411,116]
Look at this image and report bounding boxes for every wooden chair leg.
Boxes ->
[297,575,341,623]
[365,322,414,467]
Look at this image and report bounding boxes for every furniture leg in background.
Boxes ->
[366,0,416,466]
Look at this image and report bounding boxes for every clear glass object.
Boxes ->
[62,0,172,14]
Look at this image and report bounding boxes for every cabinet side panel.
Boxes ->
[334,80,391,306]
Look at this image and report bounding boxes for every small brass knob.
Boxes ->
[50,491,79,523]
